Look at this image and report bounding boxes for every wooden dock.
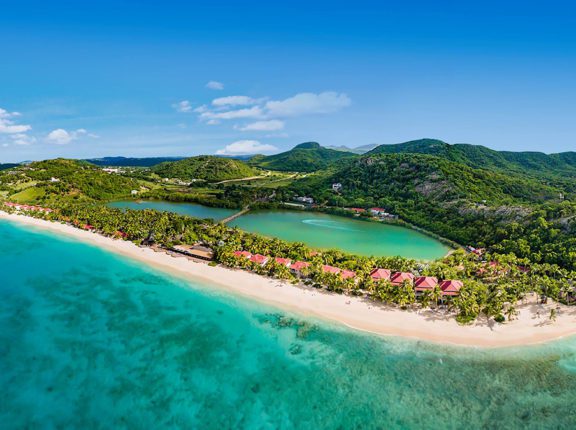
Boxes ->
[221,207,250,224]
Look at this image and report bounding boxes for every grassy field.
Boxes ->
[10,187,46,203]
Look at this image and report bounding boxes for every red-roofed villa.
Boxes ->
[439,280,463,296]
[274,257,292,267]
[249,254,269,266]
[233,250,252,259]
[370,268,391,281]
[414,276,438,293]
[390,272,414,286]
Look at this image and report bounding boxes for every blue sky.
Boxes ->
[1,0,575,162]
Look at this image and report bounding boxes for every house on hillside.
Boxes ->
[332,183,343,192]
[295,196,314,205]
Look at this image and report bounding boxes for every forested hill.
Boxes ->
[0,163,20,171]
[249,142,355,172]
[0,159,142,203]
[289,153,576,269]
[85,156,185,167]
[152,156,259,182]
[367,138,576,176]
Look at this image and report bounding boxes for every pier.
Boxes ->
[221,207,250,224]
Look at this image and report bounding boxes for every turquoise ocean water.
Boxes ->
[1,219,576,429]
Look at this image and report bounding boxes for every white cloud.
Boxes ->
[216,140,278,155]
[236,120,285,131]
[0,108,32,134]
[194,105,208,113]
[199,106,263,121]
[46,128,95,145]
[11,133,36,146]
[265,91,351,117]
[173,100,192,113]
[206,80,224,90]
[212,96,257,107]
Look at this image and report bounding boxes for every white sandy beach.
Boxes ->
[2,210,575,348]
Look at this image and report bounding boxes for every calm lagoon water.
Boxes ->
[108,200,236,221]
[230,210,450,260]
[1,219,576,429]
[110,200,451,259]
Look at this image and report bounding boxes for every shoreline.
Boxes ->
[2,211,576,348]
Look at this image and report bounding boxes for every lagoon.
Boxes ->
[1,219,576,429]
[230,210,451,260]
[110,201,451,259]
[108,200,236,221]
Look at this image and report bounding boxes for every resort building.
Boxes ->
[274,257,292,267]
[290,261,310,276]
[340,269,356,279]
[233,250,252,259]
[370,207,387,216]
[249,254,269,266]
[370,268,391,281]
[439,280,463,296]
[4,202,53,213]
[390,272,415,286]
[414,276,438,294]
[295,196,314,205]
[171,244,214,261]
[321,265,355,279]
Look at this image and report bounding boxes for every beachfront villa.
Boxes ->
[231,250,460,297]
[4,202,53,213]
[233,250,252,259]
[370,268,391,281]
[414,276,439,294]
[274,257,292,267]
[390,272,415,286]
[250,254,269,266]
[439,280,463,296]
[290,261,311,276]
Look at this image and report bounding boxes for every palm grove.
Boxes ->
[1,138,575,323]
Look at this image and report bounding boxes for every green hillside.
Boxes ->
[0,159,144,203]
[250,142,356,172]
[368,138,576,177]
[153,156,259,182]
[288,153,576,269]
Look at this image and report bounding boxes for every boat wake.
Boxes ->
[301,219,359,232]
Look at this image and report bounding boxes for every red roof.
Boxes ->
[439,280,463,296]
[274,257,291,266]
[249,254,269,265]
[83,224,94,230]
[233,250,252,258]
[340,269,356,279]
[370,268,391,281]
[349,208,365,213]
[322,265,341,275]
[290,261,310,271]
[390,272,414,286]
[414,276,438,291]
